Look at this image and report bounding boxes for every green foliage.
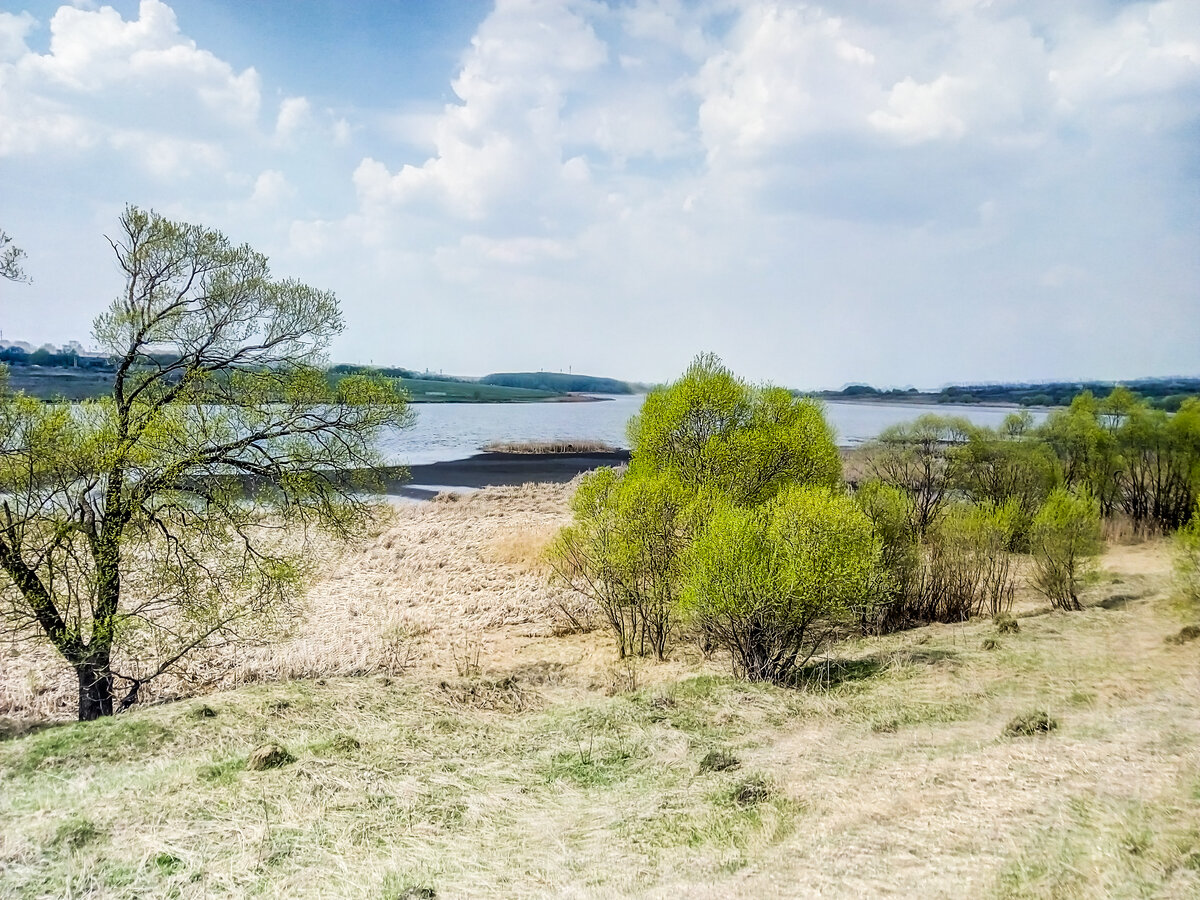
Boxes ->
[864,414,970,538]
[1173,507,1200,606]
[680,487,881,683]
[854,481,920,629]
[480,371,632,394]
[0,207,411,719]
[952,421,1060,546]
[917,499,1021,622]
[1039,390,1200,532]
[1029,489,1103,610]
[552,355,848,669]
[549,468,692,659]
[628,354,841,506]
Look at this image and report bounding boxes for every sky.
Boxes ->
[0,0,1197,389]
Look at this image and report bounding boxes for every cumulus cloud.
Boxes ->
[250,169,295,206]
[351,0,608,222]
[0,0,261,173]
[3,0,1198,387]
[275,96,310,141]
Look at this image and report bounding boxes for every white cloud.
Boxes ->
[275,96,310,140]
[869,75,967,143]
[351,0,608,221]
[0,0,262,170]
[3,0,1198,388]
[0,11,35,61]
[251,169,295,206]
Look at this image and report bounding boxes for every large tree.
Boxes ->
[0,207,411,720]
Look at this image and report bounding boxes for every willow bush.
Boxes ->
[1029,489,1104,610]
[681,487,881,683]
[550,354,850,669]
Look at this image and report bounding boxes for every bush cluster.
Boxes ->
[551,360,1200,679]
[550,355,878,682]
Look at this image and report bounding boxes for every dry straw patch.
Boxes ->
[1,483,579,724]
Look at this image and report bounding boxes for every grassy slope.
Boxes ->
[1,549,1198,898]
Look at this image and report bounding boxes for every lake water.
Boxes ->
[379,396,1047,465]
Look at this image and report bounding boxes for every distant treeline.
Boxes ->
[479,372,633,394]
[1,346,111,369]
[822,377,1200,411]
[328,363,474,384]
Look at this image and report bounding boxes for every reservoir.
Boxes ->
[379,396,1048,466]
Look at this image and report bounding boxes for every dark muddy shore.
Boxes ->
[386,449,631,498]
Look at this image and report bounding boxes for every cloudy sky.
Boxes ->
[1,0,1197,388]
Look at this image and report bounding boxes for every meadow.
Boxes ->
[2,483,1197,899]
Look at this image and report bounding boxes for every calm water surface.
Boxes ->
[380,396,1047,466]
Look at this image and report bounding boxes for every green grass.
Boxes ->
[2,572,1199,897]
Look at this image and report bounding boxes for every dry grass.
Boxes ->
[2,487,1199,898]
[0,482,578,723]
[482,440,619,454]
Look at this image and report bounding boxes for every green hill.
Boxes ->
[480,372,633,394]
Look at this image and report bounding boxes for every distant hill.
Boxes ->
[815,376,1200,411]
[480,372,633,394]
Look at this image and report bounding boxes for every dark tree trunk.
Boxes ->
[77,658,114,720]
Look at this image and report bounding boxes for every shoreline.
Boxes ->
[386,449,631,498]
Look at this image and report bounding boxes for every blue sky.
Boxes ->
[1,0,1197,388]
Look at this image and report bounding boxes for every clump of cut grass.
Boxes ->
[382,881,437,900]
[994,612,1020,634]
[1004,711,1058,738]
[729,774,774,807]
[482,440,619,454]
[246,742,293,770]
[52,816,104,850]
[699,748,740,773]
[1166,624,1200,645]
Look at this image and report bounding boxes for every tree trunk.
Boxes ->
[77,658,114,720]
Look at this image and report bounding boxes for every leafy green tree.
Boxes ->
[627,353,840,506]
[551,354,846,663]
[1111,397,1200,533]
[1029,489,1103,610]
[0,207,411,720]
[864,414,970,538]
[681,486,880,682]
[953,420,1060,546]
[1038,391,1120,514]
[1,228,27,283]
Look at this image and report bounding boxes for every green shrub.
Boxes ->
[1174,507,1200,606]
[680,487,881,683]
[879,499,1019,626]
[863,414,971,538]
[627,353,841,506]
[549,468,692,659]
[1030,489,1104,610]
[952,420,1060,548]
[855,480,920,631]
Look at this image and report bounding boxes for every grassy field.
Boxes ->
[1,487,1198,898]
